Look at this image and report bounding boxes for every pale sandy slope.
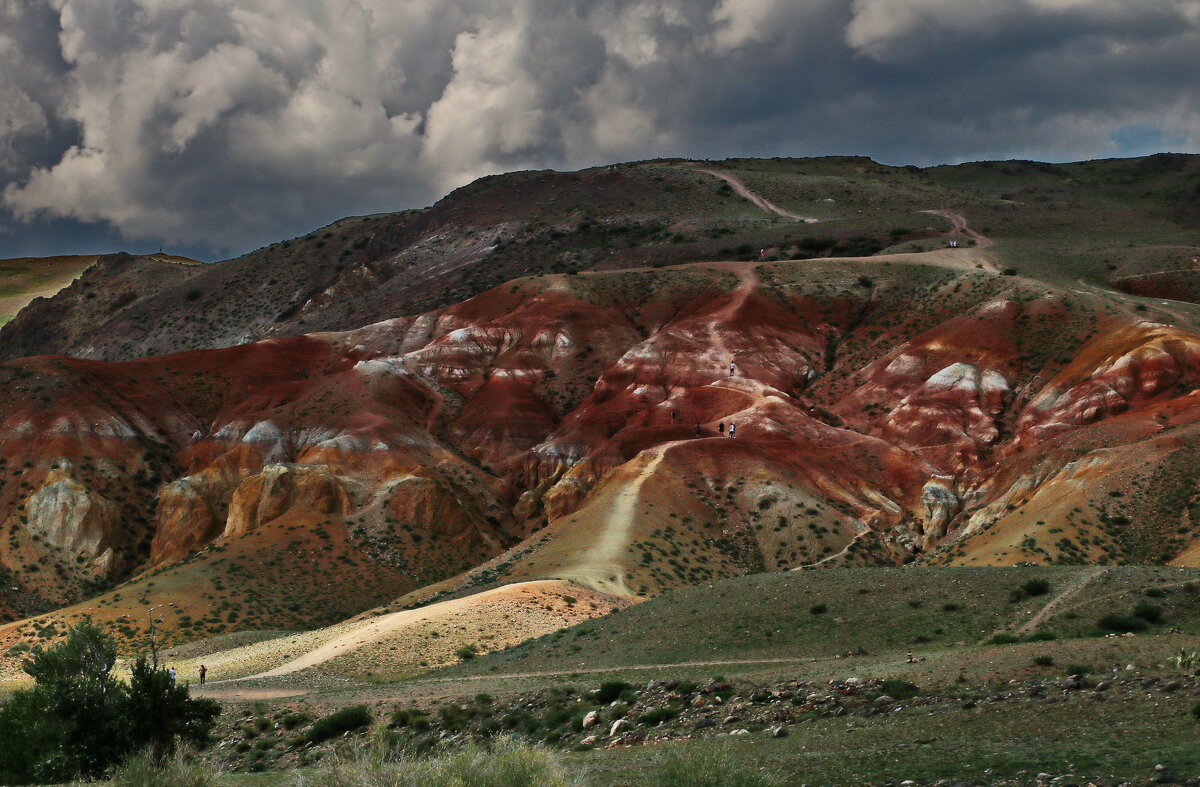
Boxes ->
[187,579,628,690]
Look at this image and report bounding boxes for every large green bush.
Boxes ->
[307,705,373,744]
[0,622,219,785]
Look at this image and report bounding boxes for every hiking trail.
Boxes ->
[560,450,668,596]
[699,169,819,223]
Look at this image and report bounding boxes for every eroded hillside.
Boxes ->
[4,246,1200,653]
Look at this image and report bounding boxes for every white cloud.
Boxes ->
[1,0,1198,256]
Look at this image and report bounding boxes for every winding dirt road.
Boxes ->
[699,169,819,223]
[920,209,995,249]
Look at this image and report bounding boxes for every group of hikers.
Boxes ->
[165,664,207,685]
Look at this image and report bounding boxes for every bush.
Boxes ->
[456,644,479,661]
[1033,655,1054,667]
[1021,579,1051,597]
[0,622,218,785]
[1097,614,1147,633]
[307,706,372,744]
[1065,664,1093,676]
[879,679,920,700]
[593,681,634,704]
[809,603,828,615]
[988,633,1020,645]
[1193,702,1200,723]
[649,745,786,787]
[1133,603,1163,623]
[640,707,681,726]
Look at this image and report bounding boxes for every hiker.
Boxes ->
[728,423,736,438]
[199,664,207,685]
[169,667,177,685]
[729,361,736,375]
[695,423,701,437]
[718,422,725,434]
[671,409,678,423]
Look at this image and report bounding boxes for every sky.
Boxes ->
[1,0,1198,262]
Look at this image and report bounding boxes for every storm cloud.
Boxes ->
[1,0,1198,258]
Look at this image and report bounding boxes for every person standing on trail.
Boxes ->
[199,664,207,685]
[728,423,736,438]
[695,423,701,437]
[671,409,678,423]
[169,667,177,685]
[730,361,736,375]
[718,422,725,434]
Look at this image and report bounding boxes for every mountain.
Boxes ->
[0,155,1199,658]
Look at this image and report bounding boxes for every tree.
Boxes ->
[124,655,219,763]
[0,621,220,785]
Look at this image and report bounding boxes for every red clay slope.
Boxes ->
[3,256,1200,643]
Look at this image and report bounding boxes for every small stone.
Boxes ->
[769,725,788,738]
[723,715,739,725]
[729,728,750,736]
[1155,764,1167,772]
[581,710,600,730]
[1037,773,1053,782]
[1163,680,1183,692]
[609,719,630,737]
[1094,681,1110,692]
[873,695,895,708]
[693,717,716,730]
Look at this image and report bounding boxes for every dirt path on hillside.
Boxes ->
[980,567,1108,643]
[920,209,995,249]
[705,266,758,370]
[229,580,579,681]
[1073,278,1198,325]
[699,170,819,223]
[560,452,667,596]
[802,530,869,568]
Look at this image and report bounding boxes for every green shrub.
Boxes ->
[1193,702,1200,722]
[640,707,681,726]
[593,681,634,704]
[1133,603,1163,623]
[988,633,1020,645]
[456,644,479,661]
[879,679,920,700]
[389,708,431,731]
[0,622,218,785]
[1033,655,1054,667]
[1097,614,1146,633]
[1021,578,1051,597]
[1066,664,1093,676]
[307,706,372,744]
[809,603,828,615]
[649,745,786,787]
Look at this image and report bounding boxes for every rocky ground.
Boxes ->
[205,663,1200,785]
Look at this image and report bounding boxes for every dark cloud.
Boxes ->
[1,0,1197,260]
